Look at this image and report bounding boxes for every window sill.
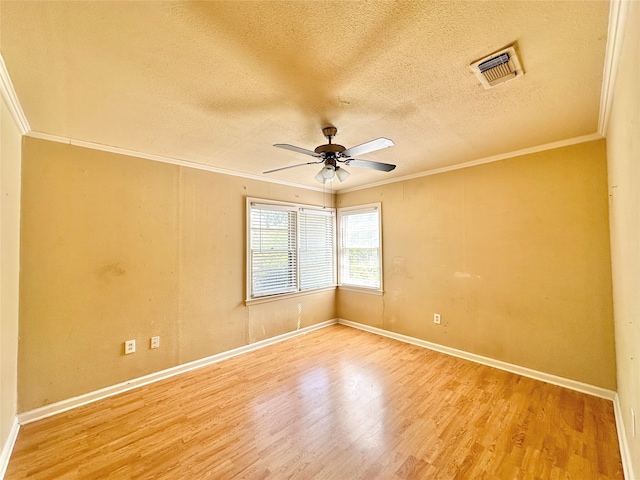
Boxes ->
[245,286,337,306]
[337,285,384,296]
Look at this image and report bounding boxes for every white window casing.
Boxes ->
[247,198,336,302]
[337,203,383,293]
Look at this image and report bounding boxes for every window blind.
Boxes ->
[299,209,335,291]
[250,205,297,297]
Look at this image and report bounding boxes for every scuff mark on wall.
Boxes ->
[97,262,126,279]
[388,256,415,280]
[247,307,255,344]
[381,294,387,327]
[454,271,482,280]
[383,288,403,327]
[247,309,268,343]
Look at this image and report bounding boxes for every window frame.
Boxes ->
[246,197,336,304]
[336,202,384,294]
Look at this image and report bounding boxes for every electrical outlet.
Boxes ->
[124,339,136,355]
[151,336,160,349]
[434,313,441,325]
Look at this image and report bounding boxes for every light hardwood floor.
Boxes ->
[7,324,623,479]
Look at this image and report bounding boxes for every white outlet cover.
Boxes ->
[125,339,136,354]
[151,336,160,349]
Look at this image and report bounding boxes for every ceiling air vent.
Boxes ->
[470,46,523,89]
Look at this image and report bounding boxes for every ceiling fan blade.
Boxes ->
[342,137,394,158]
[344,158,396,172]
[263,160,324,174]
[274,144,321,157]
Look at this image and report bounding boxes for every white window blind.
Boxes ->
[247,200,336,300]
[250,204,297,297]
[299,209,335,291]
[338,205,382,289]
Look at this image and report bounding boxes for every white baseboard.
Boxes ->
[338,319,616,400]
[12,318,633,478]
[613,394,635,480]
[18,319,338,425]
[338,320,639,475]
[0,417,20,480]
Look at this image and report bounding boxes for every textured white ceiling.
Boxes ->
[0,1,610,190]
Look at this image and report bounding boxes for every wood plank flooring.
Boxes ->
[6,324,623,479]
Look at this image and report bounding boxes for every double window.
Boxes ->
[247,198,382,301]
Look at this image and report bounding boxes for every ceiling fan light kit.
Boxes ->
[315,170,329,183]
[313,164,351,184]
[335,167,350,182]
[266,126,396,184]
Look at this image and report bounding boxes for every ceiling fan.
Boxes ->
[264,126,396,184]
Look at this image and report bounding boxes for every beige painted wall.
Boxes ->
[18,137,335,411]
[337,139,616,390]
[606,0,640,475]
[0,94,22,451]
[15,133,619,414]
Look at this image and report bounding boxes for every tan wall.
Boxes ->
[0,94,22,449]
[16,133,619,412]
[337,139,616,390]
[606,0,640,475]
[18,137,335,411]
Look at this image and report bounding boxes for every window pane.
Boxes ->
[339,207,381,289]
[250,208,297,297]
[341,248,380,287]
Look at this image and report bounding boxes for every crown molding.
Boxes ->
[26,131,70,144]
[336,132,604,194]
[26,131,606,196]
[9,0,627,193]
[598,0,630,136]
[26,131,329,193]
[0,53,30,135]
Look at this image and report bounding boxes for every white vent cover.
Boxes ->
[470,46,524,89]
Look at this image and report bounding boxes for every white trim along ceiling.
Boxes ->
[0,0,629,193]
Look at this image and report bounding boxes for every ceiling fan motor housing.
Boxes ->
[314,143,345,155]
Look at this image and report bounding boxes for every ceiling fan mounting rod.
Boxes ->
[322,126,338,143]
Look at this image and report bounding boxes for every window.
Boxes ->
[337,204,383,291]
[299,209,335,291]
[247,199,335,300]
[249,204,297,297]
